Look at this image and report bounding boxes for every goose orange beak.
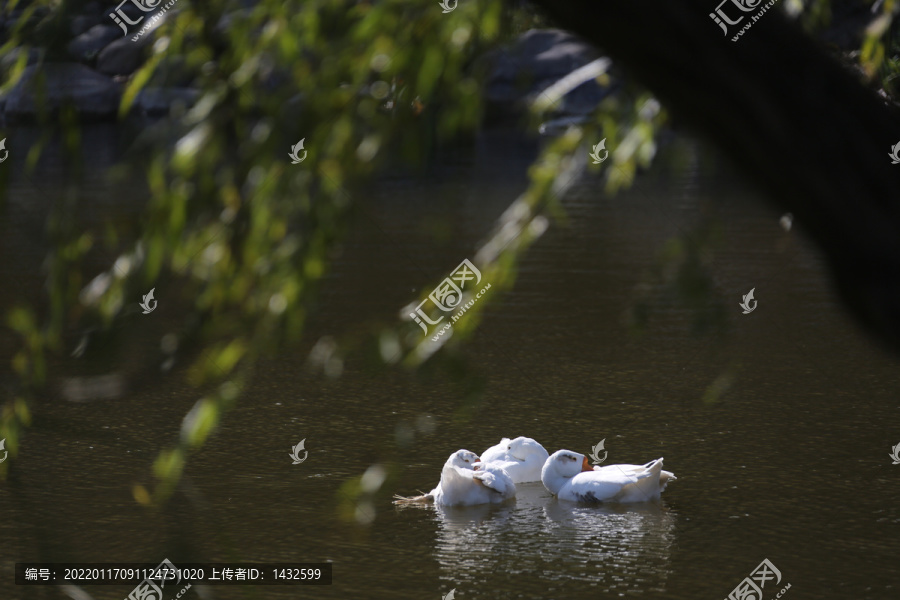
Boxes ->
[581,456,593,472]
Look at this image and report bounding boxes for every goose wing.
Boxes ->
[480,438,512,463]
[569,459,666,503]
[471,465,515,497]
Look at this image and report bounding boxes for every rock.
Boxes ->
[0,6,52,42]
[68,24,121,62]
[551,76,610,117]
[490,29,598,83]
[0,47,43,72]
[0,11,23,43]
[134,87,200,117]
[4,63,121,121]
[96,33,154,76]
[83,1,105,14]
[483,28,615,119]
[70,14,103,37]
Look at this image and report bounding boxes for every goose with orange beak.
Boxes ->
[541,450,675,504]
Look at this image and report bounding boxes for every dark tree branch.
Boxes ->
[530,0,900,353]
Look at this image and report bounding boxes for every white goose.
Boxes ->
[394,449,516,507]
[542,450,675,503]
[479,436,550,483]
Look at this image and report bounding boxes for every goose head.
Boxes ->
[541,449,593,495]
[445,449,480,470]
[506,436,549,462]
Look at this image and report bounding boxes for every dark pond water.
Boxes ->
[1,125,899,600]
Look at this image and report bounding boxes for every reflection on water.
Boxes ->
[424,483,674,597]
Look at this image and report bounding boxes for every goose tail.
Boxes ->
[618,458,665,501]
[392,491,433,505]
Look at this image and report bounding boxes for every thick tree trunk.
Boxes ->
[530,0,900,353]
